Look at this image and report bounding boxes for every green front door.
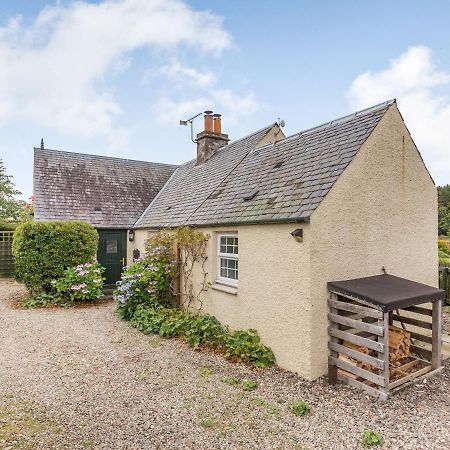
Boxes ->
[97,230,127,286]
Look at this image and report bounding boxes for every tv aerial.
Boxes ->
[180,112,202,143]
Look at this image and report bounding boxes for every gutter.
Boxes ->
[132,216,310,230]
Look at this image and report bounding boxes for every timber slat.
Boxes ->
[328,298,383,319]
[410,344,432,359]
[388,365,432,389]
[328,313,384,336]
[404,306,432,316]
[328,342,385,370]
[328,327,384,352]
[329,356,386,386]
[392,314,432,330]
[409,331,432,344]
[336,373,388,401]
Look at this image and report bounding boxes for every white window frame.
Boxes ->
[217,233,238,286]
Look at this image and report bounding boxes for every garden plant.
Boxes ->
[114,227,275,368]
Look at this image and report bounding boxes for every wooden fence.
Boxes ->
[439,266,450,305]
[0,231,14,278]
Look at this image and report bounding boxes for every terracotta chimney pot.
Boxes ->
[204,110,213,132]
[213,114,222,134]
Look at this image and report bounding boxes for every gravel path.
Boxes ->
[1,279,449,450]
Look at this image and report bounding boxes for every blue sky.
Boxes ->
[1,0,450,199]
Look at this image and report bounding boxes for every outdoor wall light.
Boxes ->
[291,228,303,242]
[128,229,135,242]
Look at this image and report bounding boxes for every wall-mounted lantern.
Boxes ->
[291,228,303,242]
[128,229,135,242]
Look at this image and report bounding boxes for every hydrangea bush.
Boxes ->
[53,261,105,302]
[115,232,177,320]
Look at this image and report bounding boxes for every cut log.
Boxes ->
[389,325,411,363]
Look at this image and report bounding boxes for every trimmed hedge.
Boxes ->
[13,221,98,294]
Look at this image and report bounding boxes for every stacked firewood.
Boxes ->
[337,325,411,377]
[337,342,373,379]
[388,325,411,363]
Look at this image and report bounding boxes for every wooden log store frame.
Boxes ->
[327,274,446,400]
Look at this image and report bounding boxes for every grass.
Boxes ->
[199,367,214,378]
[0,399,58,449]
[199,418,217,429]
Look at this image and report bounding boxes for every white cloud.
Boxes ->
[157,59,215,87]
[156,89,261,127]
[348,46,450,185]
[0,0,231,146]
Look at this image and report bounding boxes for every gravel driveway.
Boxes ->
[1,280,449,450]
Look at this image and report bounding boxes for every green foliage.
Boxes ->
[289,400,310,416]
[439,240,450,266]
[438,239,449,253]
[438,185,450,236]
[220,376,241,386]
[116,228,275,368]
[199,367,214,377]
[20,292,65,308]
[12,221,99,295]
[362,430,384,447]
[0,159,24,223]
[223,329,275,368]
[129,304,275,368]
[115,234,176,320]
[242,379,258,391]
[53,262,105,302]
[199,418,216,429]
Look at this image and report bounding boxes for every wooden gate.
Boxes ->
[0,231,14,277]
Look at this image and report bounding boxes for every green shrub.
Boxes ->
[289,400,310,416]
[13,221,98,295]
[53,262,105,302]
[438,239,449,253]
[129,304,275,367]
[223,329,275,367]
[362,430,383,447]
[115,236,176,320]
[439,250,450,266]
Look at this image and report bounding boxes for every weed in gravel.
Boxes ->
[199,418,216,429]
[252,397,267,407]
[220,376,241,386]
[362,430,384,447]
[289,400,310,416]
[199,367,214,377]
[81,439,95,447]
[242,379,258,391]
[148,336,162,348]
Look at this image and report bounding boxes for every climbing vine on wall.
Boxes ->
[172,226,211,310]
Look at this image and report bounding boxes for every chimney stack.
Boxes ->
[196,111,229,165]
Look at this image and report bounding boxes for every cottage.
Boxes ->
[34,100,439,380]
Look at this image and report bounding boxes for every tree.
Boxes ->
[438,185,450,236]
[0,159,24,224]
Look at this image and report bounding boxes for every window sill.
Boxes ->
[211,282,238,295]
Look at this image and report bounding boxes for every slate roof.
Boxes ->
[34,149,177,228]
[135,124,277,228]
[135,100,395,228]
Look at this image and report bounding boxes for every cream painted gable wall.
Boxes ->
[307,104,438,379]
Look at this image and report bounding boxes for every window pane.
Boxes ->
[220,257,238,281]
[106,239,118,254]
